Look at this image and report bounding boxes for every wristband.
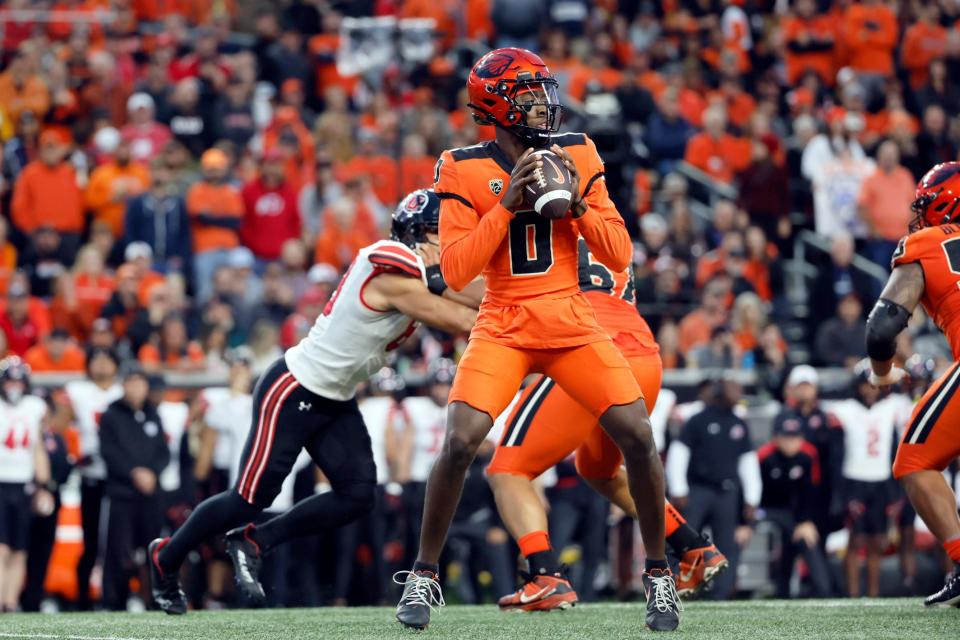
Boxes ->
[425,265,448,295]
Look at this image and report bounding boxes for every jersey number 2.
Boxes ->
[509,211,553,275]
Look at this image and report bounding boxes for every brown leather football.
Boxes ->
[523,150,573,220]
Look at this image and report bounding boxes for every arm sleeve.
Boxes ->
[738,451,762,507]
[573,137,633,272]
[437,152,513,290]
[665,441,691,497]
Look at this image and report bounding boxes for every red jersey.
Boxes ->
[893,224,960,358]
[436,133,632,348]
[240,178,302,261]
[577,238,659,357]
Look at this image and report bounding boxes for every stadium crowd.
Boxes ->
[0,0,958,613]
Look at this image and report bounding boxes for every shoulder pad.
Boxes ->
[450,142,494,163]
[367,241,424,280]
[551,132,587,148]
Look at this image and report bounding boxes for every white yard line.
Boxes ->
[0,633,149,640]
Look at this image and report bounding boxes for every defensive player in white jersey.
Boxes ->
[56,346,122,611]
[827,363,913,598]
[149,189,479,614]
[0,357,51,612]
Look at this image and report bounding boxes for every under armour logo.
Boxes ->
[299,401,312,411]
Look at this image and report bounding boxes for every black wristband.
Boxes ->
[425,265,448,296]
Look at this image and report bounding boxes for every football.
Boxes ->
[523,150,574,219]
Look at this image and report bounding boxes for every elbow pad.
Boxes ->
[865,298,910,361]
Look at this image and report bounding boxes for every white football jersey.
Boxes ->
[828,394,914,482]
[403,396,447,482]
[0,395,48,483]
[285,241,427,401]
[158,401,189,493]
[65,379,123,480]
[200,387,239,471]
[359,396,404,485]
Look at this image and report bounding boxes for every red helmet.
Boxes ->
[911,162,960,232]
[466,48,563,148]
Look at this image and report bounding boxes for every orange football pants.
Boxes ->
[893,362,960,478]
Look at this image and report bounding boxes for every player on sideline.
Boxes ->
[148,189,478,614]
[488,239,726,611]
[866,161,960,606]
[395,48,680,632]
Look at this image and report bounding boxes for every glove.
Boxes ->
[425,265,448,296]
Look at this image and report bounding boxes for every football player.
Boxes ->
[55,346,123,611]
[147,189,478,614]
[0,358,51,612]
[395,48,680,632]
[866,161,960,606]
[487,239,726,611]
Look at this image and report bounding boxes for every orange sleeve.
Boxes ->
[11,166,35,234]
[139,343,161,364]
[573,137,632,273]
[684,135,707,171]
[84,167,111,212]
[437,151,513,291]
[187,342,204,362]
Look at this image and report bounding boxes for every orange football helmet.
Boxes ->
[911,162,960,232]
[466,48,563,148]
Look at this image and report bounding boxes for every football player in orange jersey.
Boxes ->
[488,239,727,611]
[395,49,680,632]
[867,161,960,607]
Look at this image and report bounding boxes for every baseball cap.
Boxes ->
[93,126,121,154]
[7,282,28,298]
[201,148,229,170]
[281,78,303,95]
[227,247,255,269]
[120,361,148,381]
[127,92,155,113]
[307,263,339,285]
[39,130,64,148]
[772,411,804,437]
[125,241,153,262]
[786,364,819,388]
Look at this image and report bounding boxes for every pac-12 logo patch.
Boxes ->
[489,178,503,195]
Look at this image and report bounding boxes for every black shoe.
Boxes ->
[225,524,267,607]
[925,566,960,607]
[394,570,445,630]
[643,568,681,631]
[148,538,187,615]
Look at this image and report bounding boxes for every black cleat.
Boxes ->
[394,570,445,630]
[925,566,960,607]
[643,568,682,631]
[148,538,187,615]
[225,524,267,607]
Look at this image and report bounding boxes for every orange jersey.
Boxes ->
[577,238,658,357]
[436,133,632,349]
[892,224,960,358]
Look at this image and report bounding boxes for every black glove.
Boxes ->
[425,265,448,296]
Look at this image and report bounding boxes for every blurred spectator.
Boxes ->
[214,76,256,149]
[900,5,946,90]
[758,414,832,598]
[265,24,311,88]
[0,282,44,357]
[19,225,70,298]
[491,0,544,51]
[814,291,867,368]
[689,324,738,369]
[262,106,316,194]
[338,129,396,209]
[252,263,296,328]
[62,245,115,339]
[809,231,877,331]
[188,149,245,303]
[25,328,85,373]
[684,107,747,185]
[139,313,205,373]
[666,378,761,600]
[165,78,216,159]
[11,131,83,255]
[679,277,730,357]
[744,226,783,303]
[100,264,143,341]
[916,105,957,172]
[398,134,438,200]
[99,364,168,611]
[314,182,381,272]
[782,0,836,87]
[280,284,328,350]
[857,140,915,267]
[85,139,151,238]
[246,319,283,376]
[122,160,192,277]
[279,78,316,128]
[1,109,40,193]
[842,0,898,97]
[737,136,789,242]
[811,143,875,240]
[0,49,49,125]
[616,59,657,127]
[645,88,694,176]
[801,108,866,183]
[915,59,960,121]
[120,92,172,164]
[0,218,17,296]
[240,150,302,266]
[298,149,342,247]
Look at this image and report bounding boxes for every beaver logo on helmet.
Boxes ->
[475,52,514,79]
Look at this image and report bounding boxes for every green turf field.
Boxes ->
[1,599,954,640]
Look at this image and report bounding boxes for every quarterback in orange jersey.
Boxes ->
[866,161,960,607]
[395,48,680,632]
[487,239,727,611]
